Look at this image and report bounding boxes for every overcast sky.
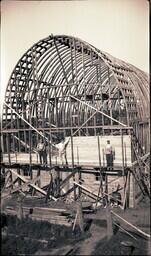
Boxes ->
[1,0,149,112]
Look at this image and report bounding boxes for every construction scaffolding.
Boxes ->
[1,35,150,209]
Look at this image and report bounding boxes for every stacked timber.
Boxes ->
[5,206,73,227]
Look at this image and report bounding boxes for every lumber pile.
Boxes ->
[5,206,73,227]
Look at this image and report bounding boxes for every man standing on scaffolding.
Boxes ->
[55,137,70,165]
[105,140,114,170]
[36,138,47,166]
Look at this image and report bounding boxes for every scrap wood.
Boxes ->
[10,169,57,201]
[2,176,40,198]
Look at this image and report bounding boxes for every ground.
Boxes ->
[1,196,150,256]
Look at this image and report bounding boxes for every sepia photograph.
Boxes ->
[1,0,150,255]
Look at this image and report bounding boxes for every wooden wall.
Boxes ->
[65,135,132,167]
[3,135,132,168]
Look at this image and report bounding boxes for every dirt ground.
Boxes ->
[1,196,150,256]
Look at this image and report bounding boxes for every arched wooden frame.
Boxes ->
[2,35,149,154]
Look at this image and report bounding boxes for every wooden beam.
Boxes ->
[59,168,78,190]
[73,181,102,199]
[1,125,133,133]
[53,38,69,84]
[72,111,97,136]
[70,94,127,127]
[113,221,137,240]
[3,102,60,152]
[111,211,150,239]
[13,135,38,153]
[4,102,49,140]
[132,152,150,167]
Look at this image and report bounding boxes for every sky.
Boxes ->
[0,0,149,113]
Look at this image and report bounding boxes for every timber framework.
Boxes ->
[1,34,150,209]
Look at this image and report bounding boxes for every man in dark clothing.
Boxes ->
[105,140,114,169]
[37,138,47,165]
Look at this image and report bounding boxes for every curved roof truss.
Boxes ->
[2,35,149,136]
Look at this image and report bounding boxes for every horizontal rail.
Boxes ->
[1,125,133,133]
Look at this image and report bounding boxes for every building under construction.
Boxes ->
[1,35,150,211]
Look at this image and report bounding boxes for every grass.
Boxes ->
[1,214,74,255]
[92,231,150,255]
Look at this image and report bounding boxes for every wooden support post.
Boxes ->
[97,135,102,168]
[122,171,130,210]
[95,136,103,207]
[105,174,108,203]
[45,173,53,203]
[29,165,33,180]
[29,106,32,167]
[77,201,84,233]
[54,169,61,197]
[129,171,135,208]
[71,135,76,200]
[78,170,82,198]
[124,142,127,167]
[17,168,21,186]
[77,146,79,165]
[37,168,41,187]
[48,130,52,166]
[106,204,113,240]
[30,165,34,196]
[9,171,13,191]
[17,200,23,220]
[120,129,125,176]
[6,134,11,165]
[102,148,105,167]
[50,167,60,197]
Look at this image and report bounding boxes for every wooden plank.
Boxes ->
[59,169,78,190]
[111,211,150,239]
[73,181,102,199]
